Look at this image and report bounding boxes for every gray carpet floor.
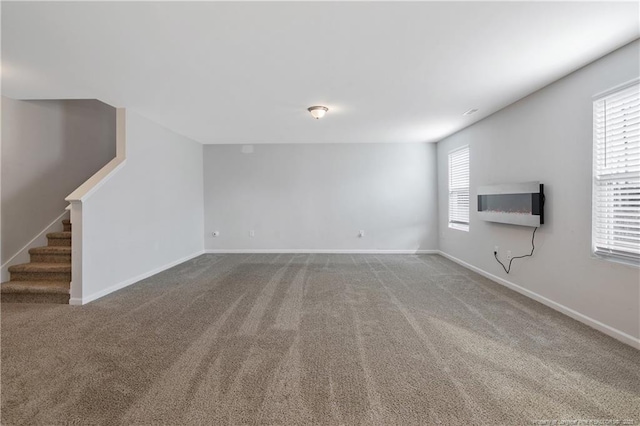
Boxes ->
[1,254,639,425]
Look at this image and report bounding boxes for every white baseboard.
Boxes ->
[204,249,438,254]
[69,250,205,305]
[438,251,640,350]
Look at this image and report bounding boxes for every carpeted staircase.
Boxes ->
[1,219,71,304]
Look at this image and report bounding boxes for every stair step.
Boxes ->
[1,281,70,304]
[47,232,71,239]
[8,263,71,282]
[29,246,71,255]
[9,263,71,273]
[3,219,73,303]
[47,232,71,247]
[30,254,71,263]
[29,246,71,263]
[1,280,69,294]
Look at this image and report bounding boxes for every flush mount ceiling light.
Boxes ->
[463,108,478,116]
[307,106,329,119]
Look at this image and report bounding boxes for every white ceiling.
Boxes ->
[2,2,638,144]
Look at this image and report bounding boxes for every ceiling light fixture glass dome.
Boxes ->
[308,106,329,119]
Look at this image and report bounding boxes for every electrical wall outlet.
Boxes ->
[507,250,512,259]
[494,246,499,253]
[212,231,220,237]
[249,230,255,237]
[359,230,365,237]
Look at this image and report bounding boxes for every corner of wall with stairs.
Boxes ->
[1,219,72,304]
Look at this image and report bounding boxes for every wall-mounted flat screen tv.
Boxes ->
[477,181,544,227]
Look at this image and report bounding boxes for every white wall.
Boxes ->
[437,40,640,345]
[79,110,203,302]
[203,143,438,252]
[1,98,116,264]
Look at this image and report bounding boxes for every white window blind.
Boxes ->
[593,81,640,263]
[449,146,470,231]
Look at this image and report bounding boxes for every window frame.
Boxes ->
[591,78,640,267]
[448,145,470,232]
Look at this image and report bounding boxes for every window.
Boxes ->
[593,80,640,264]
[449,145,470,231]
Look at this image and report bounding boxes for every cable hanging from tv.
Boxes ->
[494,227,538,274]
